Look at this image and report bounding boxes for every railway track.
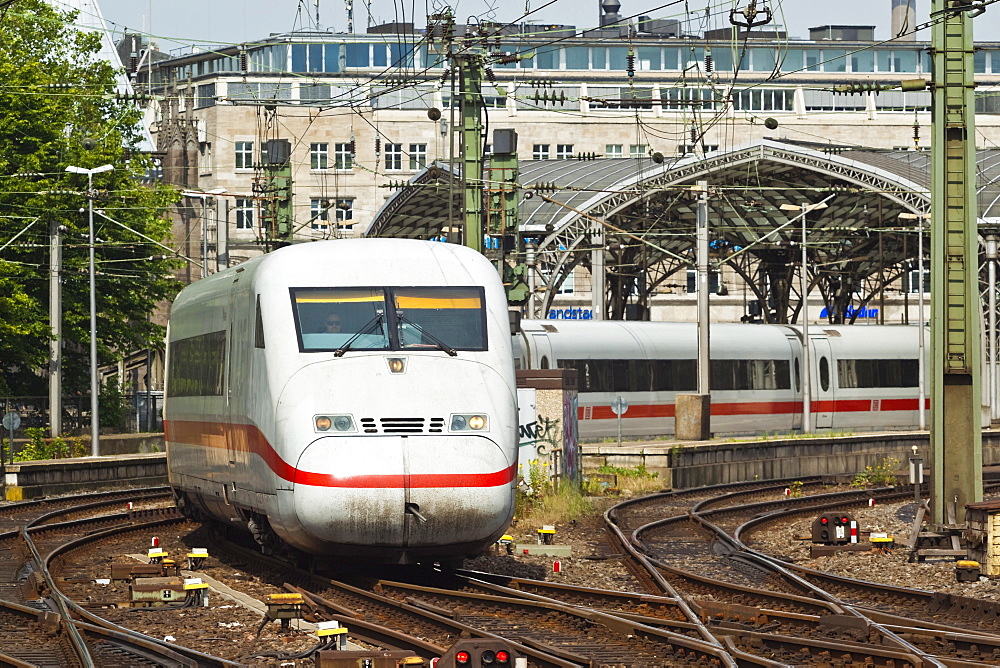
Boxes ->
[7,480,1000,666]
[0,487,237,667]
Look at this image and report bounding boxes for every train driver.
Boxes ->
[323,312,343,333]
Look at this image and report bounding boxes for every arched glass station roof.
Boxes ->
[368,139,1000,323]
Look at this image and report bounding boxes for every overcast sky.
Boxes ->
[86,0,1000,53]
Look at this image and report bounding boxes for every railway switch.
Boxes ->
[956,560,982,582]
[316,620,350,650]
[536,526,556,545]
[186,548,209,570]
[256,592,305,635]
[436,638,522,667]
[811,514,858,545]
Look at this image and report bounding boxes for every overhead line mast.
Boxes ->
[929,0,984,523]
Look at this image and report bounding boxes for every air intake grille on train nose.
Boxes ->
[360,417,445,434]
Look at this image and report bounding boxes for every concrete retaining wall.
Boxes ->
[582,430,1000,489]
[3,453,167,500]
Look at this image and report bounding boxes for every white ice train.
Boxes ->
[513,319,940,438]
[164,239,518,564]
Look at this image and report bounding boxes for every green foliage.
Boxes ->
[852,456,901,488]
[99,380,129,430]
[788,480,805,498]
[0,0,181,397]
[17,426,66,460]
[595,463,657,479]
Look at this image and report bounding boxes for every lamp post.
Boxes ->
[65,164,113,457]
[900,212,930,430]
[182,189,226,278]
[780,201,828,433]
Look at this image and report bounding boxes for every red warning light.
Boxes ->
[841,517,849,524]
[496,649,510,663]
[820,517,828,524]
[455,650,471,665]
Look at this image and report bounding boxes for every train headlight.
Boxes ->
[387,357,406,373]
[450,414,488,431]
[314,415,355,432]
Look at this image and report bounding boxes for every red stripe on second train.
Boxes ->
[580,397,929,420]
[165,420,517,489]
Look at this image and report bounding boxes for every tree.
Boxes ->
[0,0,181,396]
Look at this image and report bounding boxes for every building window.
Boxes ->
[234,198,254,230]
[678,144,720,155]
[310,142,329,170]
[532,144,550,159]
[335,198,354,229]
[629,144,646,157]
[409,143,427,170]
[556,144,574,159]
[199,142,213,173]
[605,144,623,157]
[908,269,929,293]
[385,143,403,170]
[310,198,330,230]
[686,269,721,293]
[235,141,254,169]
[335,142,353,170]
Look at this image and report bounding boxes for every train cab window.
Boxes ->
[392,286,487,351]
[819,356,830,392]
[290,285,486,353]
[291,287,390,352]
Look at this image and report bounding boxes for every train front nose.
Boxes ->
[291,434,515,556]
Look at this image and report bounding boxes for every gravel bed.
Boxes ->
[746,496,1000,599]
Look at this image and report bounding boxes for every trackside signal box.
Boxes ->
[811,513,858,545]
[434,638,524,668]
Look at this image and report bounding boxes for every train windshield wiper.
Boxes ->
[333,311,384,357]
[396,314,457,356]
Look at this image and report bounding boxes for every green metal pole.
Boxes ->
[930,0,983,524]
[460,56,485,254]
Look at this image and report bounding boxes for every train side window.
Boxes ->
[254,295,265,349]
[819,356,830,392]
[794,358,801,393]
[168,331,227,397]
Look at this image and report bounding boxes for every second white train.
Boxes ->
[512,319,947,438]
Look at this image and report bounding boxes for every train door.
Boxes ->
[527,331,554,369]
[811,336,834,429]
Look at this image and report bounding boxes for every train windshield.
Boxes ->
[392,287,487,352]
[293,287,390,352]
[291,286,487,353]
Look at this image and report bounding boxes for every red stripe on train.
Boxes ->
[164,420,516,489]
[580,397,929,420]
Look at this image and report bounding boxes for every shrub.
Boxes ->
[852,456,900,488]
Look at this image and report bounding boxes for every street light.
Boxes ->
[900,212,930,431]
[66,163,113,457]
[780,201,828,434]
[182,189,226,278]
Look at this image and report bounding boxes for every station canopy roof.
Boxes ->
[367,139,1000,321]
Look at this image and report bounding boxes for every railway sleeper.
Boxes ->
[928,592,1000,628]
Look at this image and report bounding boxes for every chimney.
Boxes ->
[600,0,622,27]
[891,0,916,41]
